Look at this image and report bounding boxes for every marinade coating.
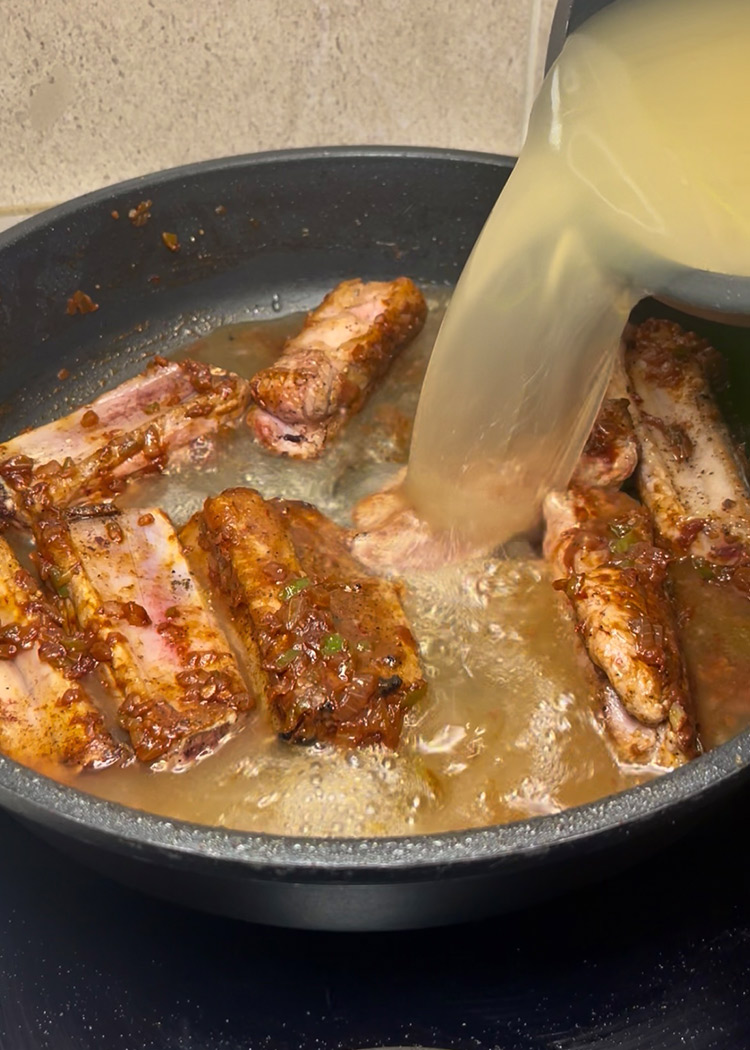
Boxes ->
[34,508,252,768]
[624,319,750,563]
[0,357,250,523]
[570,397,638,489]
[544,486,698,768]
[190,487,426,748]
[247,278,427,458]
[0,535,125,771]
[571,354,639,490]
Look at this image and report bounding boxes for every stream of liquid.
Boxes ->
[406,0,750,547]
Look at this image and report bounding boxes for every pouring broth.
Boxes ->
[407,0,750,548]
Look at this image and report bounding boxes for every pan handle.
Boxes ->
[544,0,621,73]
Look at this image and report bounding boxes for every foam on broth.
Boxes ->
[51,298,647,836]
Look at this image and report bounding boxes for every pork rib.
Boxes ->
[349,467,471,573]
[187,487,426,748]
[247,278,427,458]
[351,361,640,576]
[624,319,750,562]
[543,486,698,768]
[33,508,252,768]
[0,536,125,771]
[570,397,638,489]
[624,320,750,743]
[0,357,250,523]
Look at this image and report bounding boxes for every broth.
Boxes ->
[50,299,648,835]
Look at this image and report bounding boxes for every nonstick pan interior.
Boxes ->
[0,147,749,931]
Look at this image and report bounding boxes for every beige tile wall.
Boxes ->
[1,0,557,216]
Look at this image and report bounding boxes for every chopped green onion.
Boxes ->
[609,529,638,555]
[279,577,311,602]
[693,559,715,581]
[275,648,299,669]
[321,632,345,655]
[48,565,72,597]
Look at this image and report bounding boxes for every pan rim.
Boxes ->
[0,144,517,248]
[1,735,746,875]
[0,144,747,878]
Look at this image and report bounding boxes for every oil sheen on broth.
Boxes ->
[406,0,750,547]
[57,303,646,836]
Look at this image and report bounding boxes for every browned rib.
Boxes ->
[349,466,480,574]
[189,487,426,748]
[571,397,638,489]
[0,357,250,523]
[624,321,750,744]
[247,278,427,458]
[0,536,125,771]
[624,319,750,562]
[543,486,698,768]
[33,508,252,768]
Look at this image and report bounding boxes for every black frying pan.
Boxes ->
[0,147,748,932]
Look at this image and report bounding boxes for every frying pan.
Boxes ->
[0,146,749,932]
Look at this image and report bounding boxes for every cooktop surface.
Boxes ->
[1,780,750,1050]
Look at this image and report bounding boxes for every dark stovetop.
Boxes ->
[2,784,750,1050]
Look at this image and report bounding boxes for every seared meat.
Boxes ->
[571,397,638,489]
[33,508,251,768]
[0,357,250,523]
[0,536,125,771]
[624,319,750,562]
[350,469,465,573]
[625,320,750,744]
[247,278,427,458]
[599,683,681,767]
[543,486,698,767]
[189,487,426,748]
